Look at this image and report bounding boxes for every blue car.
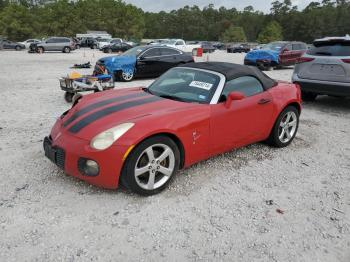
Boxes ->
[94,45,194,81]
[244,41,308,70]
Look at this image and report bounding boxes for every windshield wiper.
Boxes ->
[142,87,153,95]
[158,94,188,102]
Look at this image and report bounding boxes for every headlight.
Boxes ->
[90,123,134,150]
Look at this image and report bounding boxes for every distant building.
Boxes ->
[76,31,111,39]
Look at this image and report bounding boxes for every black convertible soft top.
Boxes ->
[181,62,277,89]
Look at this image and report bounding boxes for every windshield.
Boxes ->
[97,38,110,42]
[163,40,177,45]
[262,42,285,51]
[148,67,221,104]
[307,41,350,56]
[121,46,147,56]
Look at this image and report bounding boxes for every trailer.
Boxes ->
[59,72,114,102]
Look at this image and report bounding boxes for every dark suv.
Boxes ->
[31,37,75,53]
[76,37,98,49]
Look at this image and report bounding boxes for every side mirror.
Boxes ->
[138,56,145,60]
[282,48,289,53]
[225,92,245,108]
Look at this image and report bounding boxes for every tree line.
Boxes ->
[1,0,350,43]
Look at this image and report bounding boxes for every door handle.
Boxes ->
[258,98,271,105]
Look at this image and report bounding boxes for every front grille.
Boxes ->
[55,148,66,170]
[43,136,66,170]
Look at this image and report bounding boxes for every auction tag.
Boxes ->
[189,81,213,90]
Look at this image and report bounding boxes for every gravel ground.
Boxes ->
[0,49,349,262]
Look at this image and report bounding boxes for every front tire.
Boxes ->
[301,91,317,101]
[64,92,74,103]
[15,45,21,51]
[36,47,44,53]
[63,47,71,53]
[120,136,180,196]
[267,106,299,148]
[120,70,134,82]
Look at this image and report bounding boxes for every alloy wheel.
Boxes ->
[278,111,298,143]
[134,144,175,190]
[122,71,134,81]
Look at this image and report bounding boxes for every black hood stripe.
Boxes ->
[63,92,149,127]
[68,96,163,133]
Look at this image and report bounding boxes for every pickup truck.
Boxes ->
[163,39,201,53]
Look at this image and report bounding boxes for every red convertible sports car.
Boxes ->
[44,62,301,195]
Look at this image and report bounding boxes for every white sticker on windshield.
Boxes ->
[189,81,213,90]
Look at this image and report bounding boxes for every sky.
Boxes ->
[124,0,315,13]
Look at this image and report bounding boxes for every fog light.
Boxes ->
[78,158,99,177]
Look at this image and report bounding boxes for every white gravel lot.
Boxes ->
[0,49,349,262]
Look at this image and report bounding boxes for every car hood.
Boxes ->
[59,88,201,140]
[245,49,279,63]
[98,55,136,74]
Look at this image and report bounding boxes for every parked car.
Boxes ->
[213,42,225,50]
[163,39,201,53]
[0,39,25,50]
[102,42,133,53]
[32,37,75,53]
[96,38,112,49]
[227,44,251,53]
[200,42,216,53]
[244,41,308,70]
[292,36,350,101]
[76,37,98,49]
[20,39,41,49]
[109,38,123,45]
[44,62,301,195]
[147,39,169,45]
[93,46,194,81]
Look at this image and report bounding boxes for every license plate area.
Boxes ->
[310,64,345,76]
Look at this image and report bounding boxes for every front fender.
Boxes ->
[116,109,211,167]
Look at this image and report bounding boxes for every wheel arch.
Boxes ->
[284,101,301,115]
[123,132,186,171]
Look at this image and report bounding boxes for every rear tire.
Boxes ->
[75,44,80,49]
[92,44,97,49]
[267,106,299,148]
[120,135,180,196]
[301,91,317,101]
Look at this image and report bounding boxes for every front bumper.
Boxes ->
[43,125,130,189]
[292,74,350,97]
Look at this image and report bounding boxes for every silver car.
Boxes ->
[292,36,350,101]
[36,37,75,53]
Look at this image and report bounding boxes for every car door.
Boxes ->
[159,47,182,72]
[136,48,162,77]
[44,38,54,51]
[279,43,293,66]
[209,76,273,155]
[3,40,11,49]
[292,43,306,64]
